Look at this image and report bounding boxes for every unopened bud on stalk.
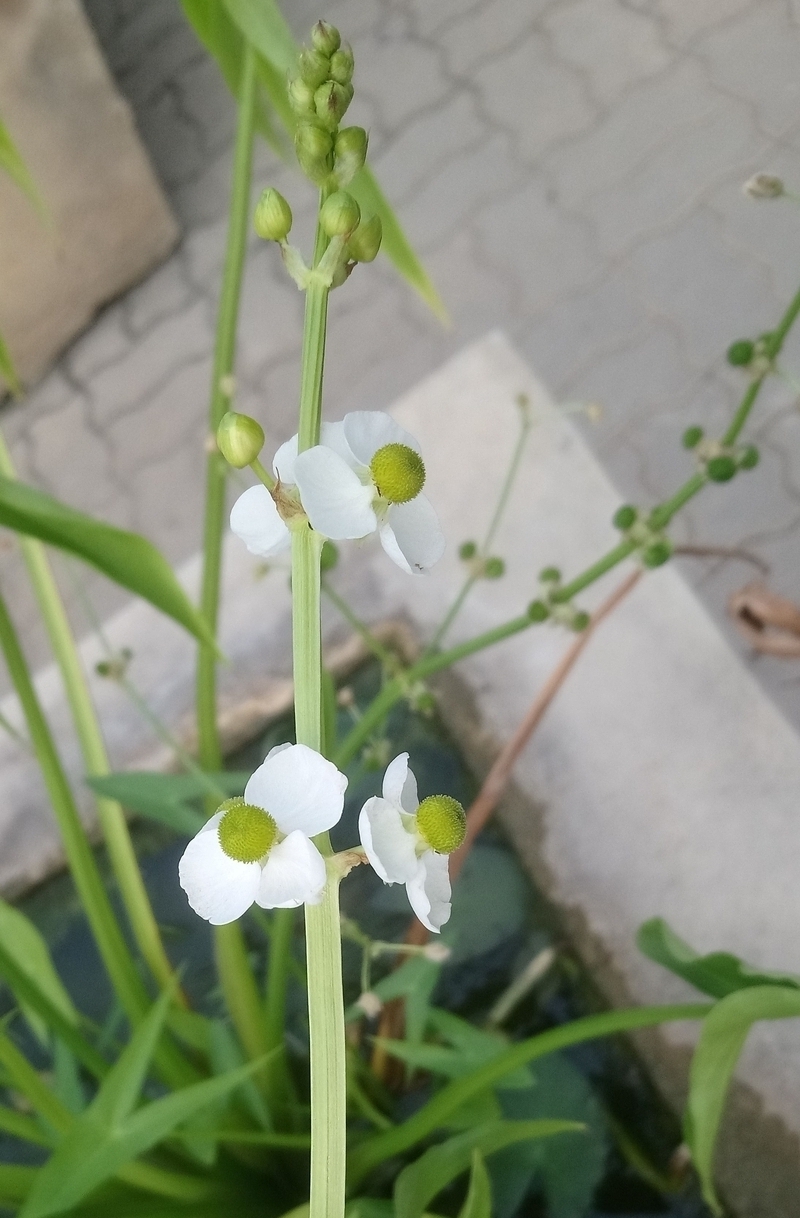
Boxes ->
[641,540,672,568]
[727,339,754,367]
[484,556,505,579]
[334,126,368,185]
[527,600,549,622]
[348,214,382,262]
[540,566,561,583]
[298,46,330,88]
[329,42,355,85]
[738,445,759,470]
[217,412,265,468]
[295,122,334,182]
[288,76,316,116]
[320,190,361,236]
[743,173,784,199]
[681,426,704,450]
[312,20,340,54]
[571,611,591,631]
[613,504,637,529]
[707,454,737,482]
[459,540,477,560]
[315,80,353,131]
[253,188,293,241]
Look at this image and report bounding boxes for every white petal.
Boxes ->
[178,817,261,925]
[230,485,290,558]
[320,420,359,469]
[381,752,419,814]
[406,850,452,933]
[256,831,326,908]
[380,495,445,574]
[359,796,419,883]
[294,447,376,539]
[343,411,421,466]
[273,435,298,484]
[244,742,347,836]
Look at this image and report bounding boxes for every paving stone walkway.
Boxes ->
[3,0,800,729]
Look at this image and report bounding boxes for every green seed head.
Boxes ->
[329,43,355,85]
[738,445,759,470]
[369,443,425,503]
[571,610,591,631]
[288,76,317,117]
[216,412,265,468]
[539,566,561,583]
[334,126,368,186]
[459,540,477,560]
[416,795,466,855]
[314,80,352,131]
[253,188,293,242]
[320,190,361,236]
[707,455,737,483]
[681,426,704,450]
[641,539,672,568]
[295,122,334,183]
[298,46,331,88]
[348,214,382,263]
[217,799,277,863]
[727,339,754,367]
[528,599,549,622]
[613,504,637,529]
[484,556,505,579]
[311,20,341,56]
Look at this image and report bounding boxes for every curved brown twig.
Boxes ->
[728,582,800,658]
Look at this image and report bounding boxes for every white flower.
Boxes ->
[293,412,445,575]
[178,743,347,925]
[358,753,465,933]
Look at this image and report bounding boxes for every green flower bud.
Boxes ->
[613,504,637,529]
[540,566,561,583]
[314,80,353,131]
[217,412,265,468]
[320,540,339,570]
[571,611,591,631]
[416,795,466,854]
[298,46,330,88]
[334,126,368,185]
[707,455,737,482]
[727,339,754,367]
[528,600,550,622]
[641,540,672,568]
[682,425,704,449]
[329,42,354,85]
[253,188,293,241]
[459,540,477,560]
[348,214,382,262]
[288,76,317,116]
[311,20,341,55]
[738,445,759,470]
[320,189,361,236]
[370,442,425,503]
[484,556,505,579]
[743,173,784,199]
[218,798,277,863]
[295,122,334,183]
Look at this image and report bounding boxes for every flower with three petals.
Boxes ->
[229,411,445,575]
[358,752,465,933]
[179,743,347,925]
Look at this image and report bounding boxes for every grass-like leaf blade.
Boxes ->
[638,917,800,999]
[458,1150,491,1218]
[87,771,249,834]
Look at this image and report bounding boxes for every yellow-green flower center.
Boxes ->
[217,798,277,863]
[415,795,466,855]
[369,443,425,504]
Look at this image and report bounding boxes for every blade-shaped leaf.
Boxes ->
[638,918,800,1000]
[0,476,215,646]
[0,329,22,397]
[685,984,800,1214]
[0,1164,38,1205]
[86,772,248,835]
[458,1150,491,1218]
[21,1055,267,1218]
[221,0,295,72]
[393,1119,582,1218]
[0,900,78,1043]
[92,989,174,1129]
[0,117,44,214]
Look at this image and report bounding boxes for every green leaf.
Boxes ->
[86,772,248,835]
[0,116,44,214]
[638,917,800,1000]
[0,1164,38,1205]
[0,328,22,397]
[685,984,800,1214]
[458,1150,491,1218]
[441,844,529,966]
[0,476,217,646]
[221,0,296,73]
[0,899,78,1044]
[393,1119,582,1218]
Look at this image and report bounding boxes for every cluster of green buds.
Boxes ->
[253,21,383,293]
[611,505,672,568]
[682,425,759,483]
[527,567,590,631]
[457,540,505,580]
[726,333,775,378]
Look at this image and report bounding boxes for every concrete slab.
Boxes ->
[0,333,797,1211]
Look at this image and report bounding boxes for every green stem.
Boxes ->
[214,923,268,1063]
[0,434,178,999]
[196,43,258,772]
[347,1003,711,1187]
[264,907,294,1053]
[322,580,398,670]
